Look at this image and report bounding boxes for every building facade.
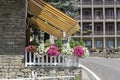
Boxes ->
[71,0,120,52]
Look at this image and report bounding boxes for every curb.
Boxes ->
[82,69,91,80]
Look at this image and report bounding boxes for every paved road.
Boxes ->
[80,57,120,80]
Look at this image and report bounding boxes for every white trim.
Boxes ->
[79,64,101,80]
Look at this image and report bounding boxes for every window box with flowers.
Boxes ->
[25,38,89,67]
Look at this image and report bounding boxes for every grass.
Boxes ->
[75,77,81,80]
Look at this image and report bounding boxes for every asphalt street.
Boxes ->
[80,57,120,80]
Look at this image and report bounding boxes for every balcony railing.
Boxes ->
[105,1,114,5]
[82,1,91,5]
[94,1,103,5]
[94,16,103,20]
[105,16,115,19]
[117,30,120,35]
[105,31,115,35]
[25,52,80,67]
[82,15,92,20]
[116,1,120,5]
[94,31,103,35]
[116,16,120,19]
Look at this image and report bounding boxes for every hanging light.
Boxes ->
[63,31,66,38]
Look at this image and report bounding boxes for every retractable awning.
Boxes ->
[29,0,80,38]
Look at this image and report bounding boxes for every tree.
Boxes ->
[47,0,80,19]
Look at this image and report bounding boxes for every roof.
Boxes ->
[29,0,80,38]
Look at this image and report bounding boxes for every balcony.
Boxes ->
[82,1,91,5]
[25,52,80,67]
[117,30,120,35]
[82,15,92,20]
[105,31,115,35]
[94,0,103,5]
[116,1,120,5]
[105,16,115,19]
[116,16,120,19]
[105,0,114,5]
[94,16,103,20]
[94,31,103,35]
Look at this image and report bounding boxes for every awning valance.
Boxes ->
[29,0,80,38]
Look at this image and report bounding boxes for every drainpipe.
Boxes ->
[25,0,28,67]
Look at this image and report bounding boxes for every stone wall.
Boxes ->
[0,0,81,79]
[19,67,81,79]
[0,0,26,78]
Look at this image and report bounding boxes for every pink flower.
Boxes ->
[73,46,84,57]
[25,45,37,52]
[47,44,60,56]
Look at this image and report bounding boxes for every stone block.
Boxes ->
[20,69,31,73]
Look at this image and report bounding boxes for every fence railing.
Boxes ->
[25,52,80,67]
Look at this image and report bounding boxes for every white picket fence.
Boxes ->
[25,51,80,67]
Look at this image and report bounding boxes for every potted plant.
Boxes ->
[25,39,39,52]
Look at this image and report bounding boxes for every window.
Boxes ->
[85,40,92,48]
[106,25,114,31]
[106,23,114,31]
[117,23,120,30]
[83,25,92,31]
[117,38,120,47]
[117,9,120,18]
[95,40,103,48]
[84,10,90,16]
[95,25,102,31]
[106,10,114,18]
[106,40,114,48]
[95,10,101,17]
[117,9,120,15]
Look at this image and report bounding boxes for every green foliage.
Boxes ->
[69,39,76,48]
[79,39,85,47]
[30,39,39,46]
[75,77,81,80]
[48,0,79,19]
[55,38,63,51]
[45,39,51,48]
[75,41,80,47]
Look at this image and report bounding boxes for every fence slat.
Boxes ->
[25,52,80,67]
[29,52,32,65]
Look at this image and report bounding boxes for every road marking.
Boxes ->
[79,64,101,80]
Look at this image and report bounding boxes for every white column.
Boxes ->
[25,0,28,19]
[92,37,94,48]
[91,0,94,48]
[115,37,117,48]
[114,0,117,35]
[103,0,106,49]
[80,0,83,37]
[103,0,105,36]
[92,0,94,36]
[114,0,117,48]
[103,37,106,52]
[50,35,54,44]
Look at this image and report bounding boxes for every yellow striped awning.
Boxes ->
[29,0,80,38]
